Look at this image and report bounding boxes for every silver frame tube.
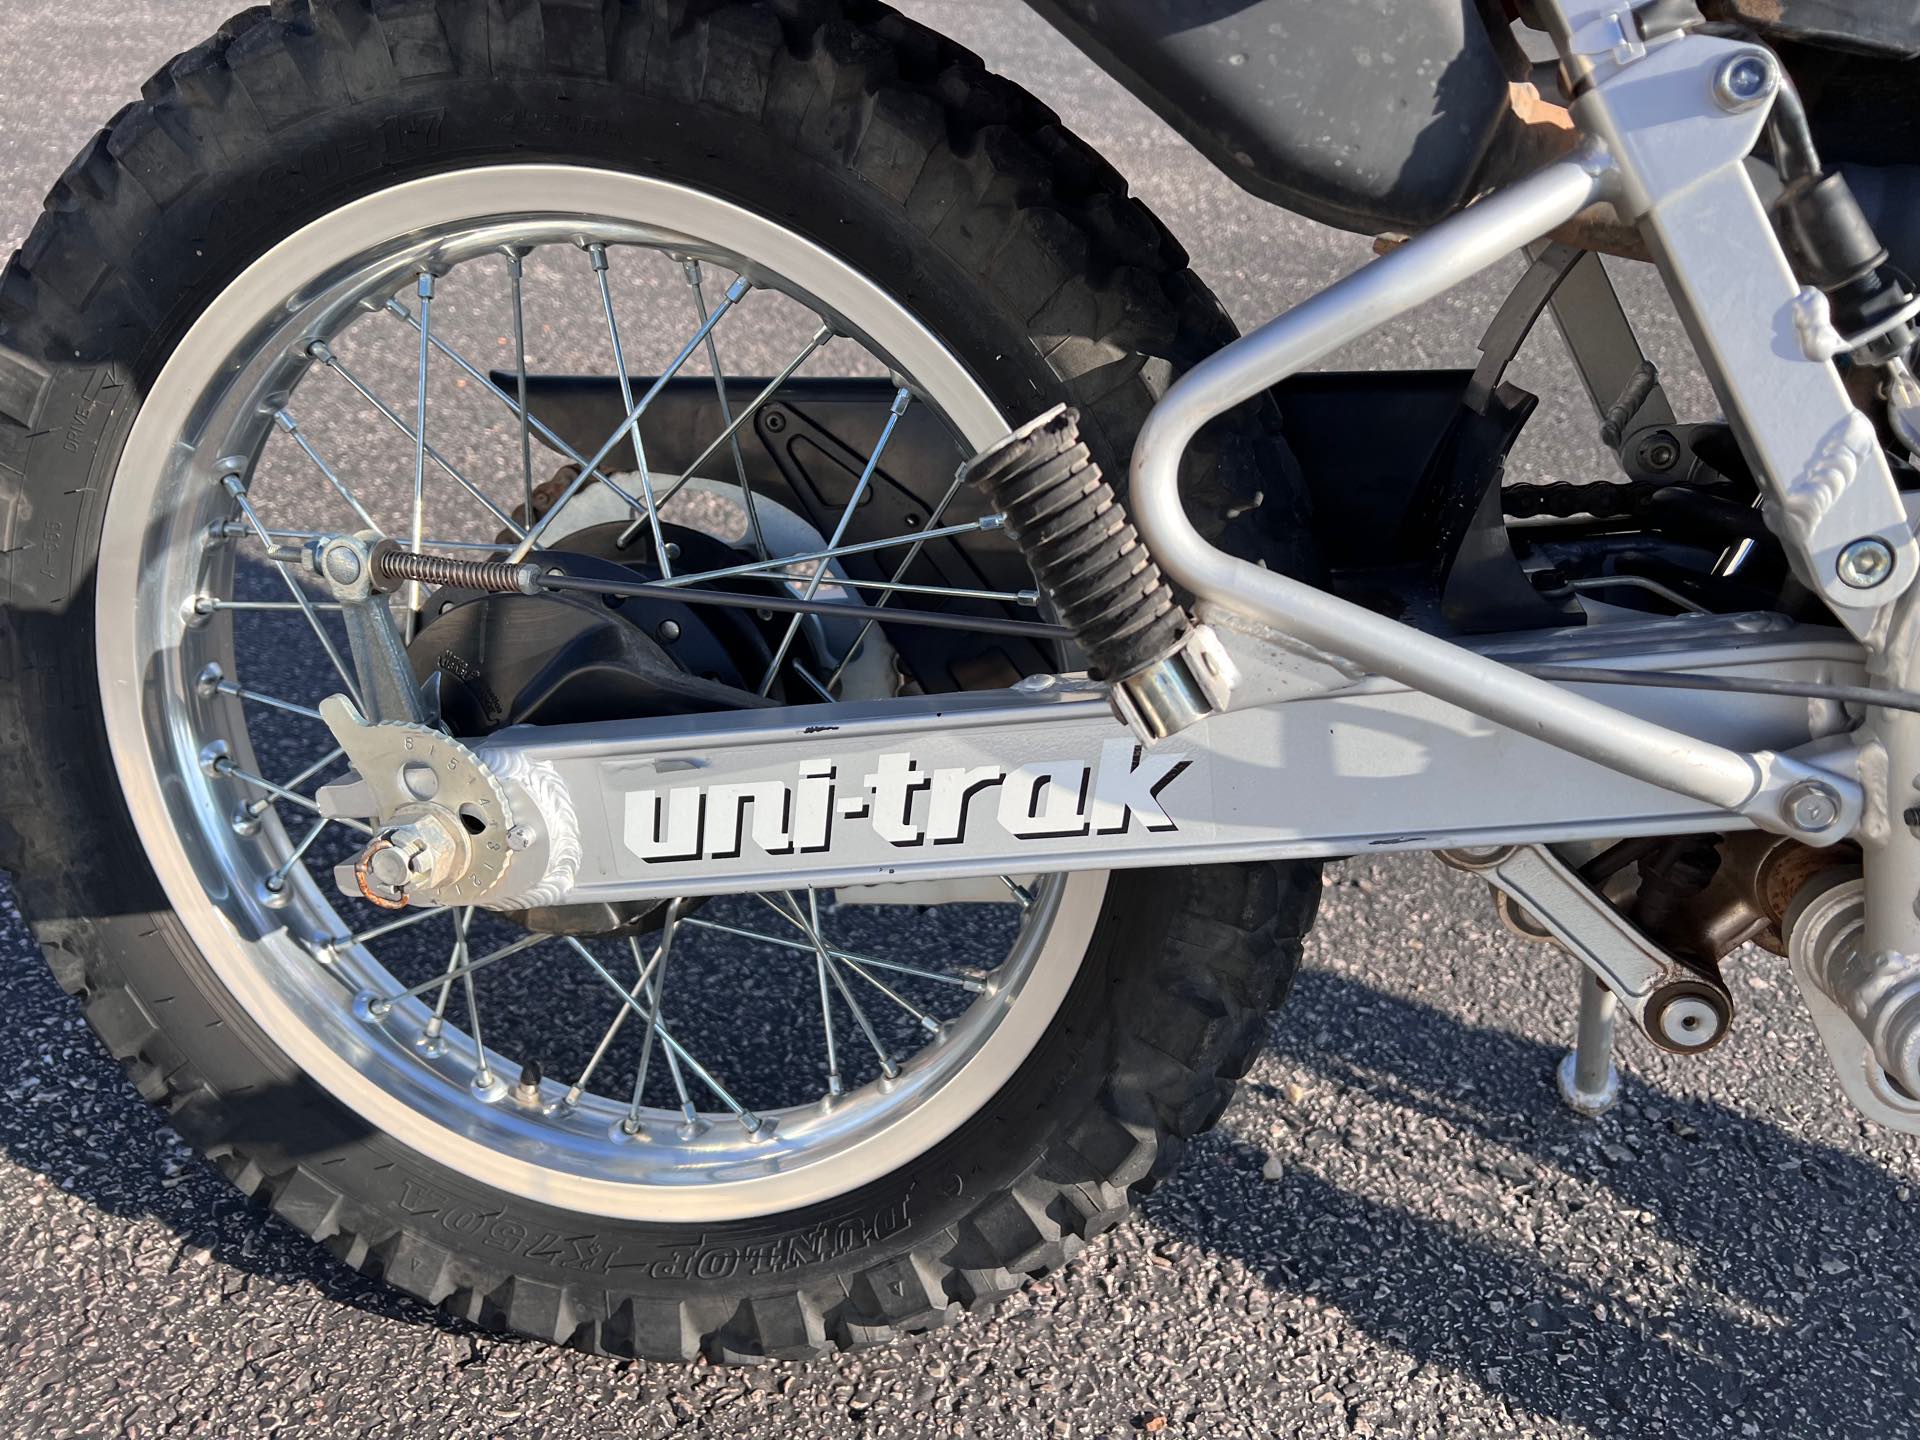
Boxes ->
[1129,153,1856,836]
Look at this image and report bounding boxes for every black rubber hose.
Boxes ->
[962,405,1188,680]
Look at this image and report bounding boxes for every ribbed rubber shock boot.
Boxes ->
[962,404,1189,683]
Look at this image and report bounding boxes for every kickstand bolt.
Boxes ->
[1557,966,1621,1117]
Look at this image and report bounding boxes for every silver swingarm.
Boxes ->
[333,616,1863,909]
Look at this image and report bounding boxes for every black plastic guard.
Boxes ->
[1018,0,1517,235]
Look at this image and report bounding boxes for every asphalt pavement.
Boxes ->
[2,3,1918,1437]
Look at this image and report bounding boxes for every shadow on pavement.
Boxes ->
[1144,967,1918,1438]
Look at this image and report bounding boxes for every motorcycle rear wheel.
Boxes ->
[0,0,1318,1359]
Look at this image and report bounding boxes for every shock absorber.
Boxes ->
[962,404,1234,741]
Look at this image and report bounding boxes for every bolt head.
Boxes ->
[506,824,535,852]
[1636,432,1680,473]
[1837,536,1896,589]
[1781,779,1841,832]
[656,619,682,644]
[1658,995,1724,1049]
[322,543,364,585]
[1712,52,1776,110]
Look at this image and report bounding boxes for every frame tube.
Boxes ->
[1129,152,1849,831]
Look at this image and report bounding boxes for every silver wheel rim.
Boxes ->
[97,164,1107,1223]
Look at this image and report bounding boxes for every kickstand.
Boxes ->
[1557,965,1622,1117]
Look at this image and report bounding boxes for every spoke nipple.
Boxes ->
[472,1067,497,1095]
[980,513,1006,532]
[305,339,334,363]
[724,276,753,303]
[827,1073,846,1098]
[352,990,389,1023]
[314,935,347,965]
[230,802,263,837]
[417,272,436,300]
[880,1060,900,1080]
[195,662,225,696]
[921,1017,943,1035]
[1016,590,1040,607]
[740,1112,764,1136]
[618,1114,646,1139]
[199,740,233,778]
[586,242,610,271]
[273,410,298,434]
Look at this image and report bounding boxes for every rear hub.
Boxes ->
[405,520,779,933]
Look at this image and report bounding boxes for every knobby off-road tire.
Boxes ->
[0,0,1320,1359]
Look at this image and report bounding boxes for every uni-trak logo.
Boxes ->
[624,737,1190,863]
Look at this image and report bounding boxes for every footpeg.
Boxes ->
[963,404,1234,741]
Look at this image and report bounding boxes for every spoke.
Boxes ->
[406,272,435,637]
[196,596,345,616]
[263,816,331,897]
[467,275,752,563]
[824,468,970,694]
[238,746,347,831]
[791,664,836,702]
[221,475,365,712]
[559,937,760,1131]
[759,387,912,693]
[507,247,536,526]
[212,754,372,835]
[370,929,547,1011]
[1001,876,1036,910]
[807,889,897,1079]
[646,515,1005,591]
[562,925,671,1111]
[620,324,835,544]
[682,258,769,561]
[455,910,496,1089]
[308,343,527,540]
[202,669,323,722]
[284,745,347,792]
[682,914,988,991]
[274,411,381,533]
[627,901,696,1129]
[413,907,473,1057]
[382,296,690,550]
[810,900,844,1098]
[349,904,446,949]
[838,952,945,1035]
[590,244,672,577]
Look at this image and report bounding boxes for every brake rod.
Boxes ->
[360,543,1074,643]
